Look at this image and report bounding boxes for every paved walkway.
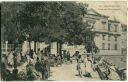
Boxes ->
[48,62,101,81]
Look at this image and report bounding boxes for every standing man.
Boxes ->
[37,49,41,61]
[73,51,80,62]
[12,67,19,80]
[56,53,62,66]
[76,55,83,77]
[13,51,18,68]
[29,49,34,59]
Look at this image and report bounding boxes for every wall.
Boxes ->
[50,42,57,56]
[22,41,49,54]
[62,44,86,56]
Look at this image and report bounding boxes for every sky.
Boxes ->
[82,1,127,24]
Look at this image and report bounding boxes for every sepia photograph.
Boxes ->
[1,1,127,81]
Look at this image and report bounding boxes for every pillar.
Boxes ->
[5,41,8,54]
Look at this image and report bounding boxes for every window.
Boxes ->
[108,43,110,50]
[51,43,54,49]
[115,26,117,32]
[7,49,10,52]
[102,35,105,40]
[102,43,105,50]
[115,36,117,41]
[108,35,111,41]
[102,21,106,24]
[114,24,118,32]
[102,21,106,28]
[2,44,5,48]
[8,44,11,48]
[2,49,6,52]
[108,24,111,31]
[115,44,118,50]
[122,27,127,32]
[115,44,117,50]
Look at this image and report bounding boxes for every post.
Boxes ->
[5,41,8,54]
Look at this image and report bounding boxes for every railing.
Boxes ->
[1,43,22,54]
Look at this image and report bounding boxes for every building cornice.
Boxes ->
[108,20,120,23]
[87,13,109,18]
[93,31,120,36]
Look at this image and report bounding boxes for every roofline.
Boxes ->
[93,31,121,36]
[108,20,120,23]
[86,13,109,18]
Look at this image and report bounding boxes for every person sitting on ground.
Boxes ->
[107,64,120,80]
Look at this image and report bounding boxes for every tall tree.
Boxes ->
[2,2,99,54]
[1,2,26,50]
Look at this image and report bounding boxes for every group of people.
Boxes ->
[1,48,51,81]
[56,50,72,66]
[1,48,73,81]
[73,51,126,80]
[1,48,126,81]
[73,51,95,78]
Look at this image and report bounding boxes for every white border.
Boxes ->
[0,0,128,82]
[0,0,128,2]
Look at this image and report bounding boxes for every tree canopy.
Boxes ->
[1,2,99,53]
[1,2,88,43]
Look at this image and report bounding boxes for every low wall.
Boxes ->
[97,49,121,55]
[62,44,86,56]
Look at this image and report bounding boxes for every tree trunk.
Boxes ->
[28,41,31,51]
[57,42,62,58]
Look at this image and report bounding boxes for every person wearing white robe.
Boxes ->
[27,55,31,64]
[17,52,21,64]
[7,51,14,66]
[108,65,120,80]
[86,59,93,73]
[33,52,37,64]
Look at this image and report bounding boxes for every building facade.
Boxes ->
[61,8,125,56]
[20,9,127,56]
[83,8,123,55]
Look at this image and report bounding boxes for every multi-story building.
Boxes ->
[61,8,124,56]
[83,8,122,55]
